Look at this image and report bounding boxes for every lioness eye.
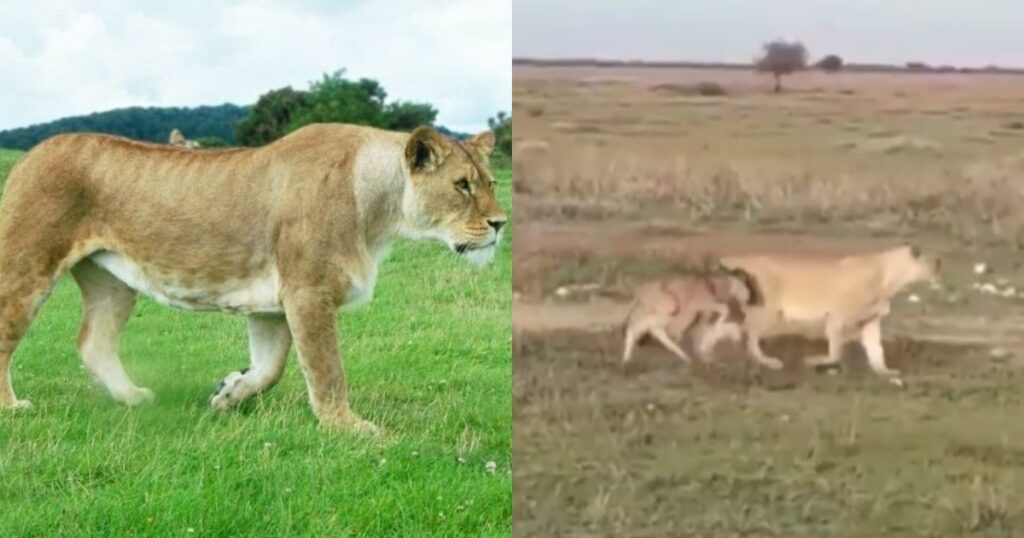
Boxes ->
[456,178,470,192]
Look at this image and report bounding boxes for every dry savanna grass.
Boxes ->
[514,66,1024,245]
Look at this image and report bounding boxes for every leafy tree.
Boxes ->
[284,72,387,132]
[756,40,809,92]
[234,70,439,146]
[384,101,438,131]
[235,87,310,147]
[284,70,437,135]
[818,54,844,73]
[488,111,511,157]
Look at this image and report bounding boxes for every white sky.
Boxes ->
[0,0,510,132]
[514,0,1024,68]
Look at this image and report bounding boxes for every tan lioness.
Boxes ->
[0,123,506,433]
[710,245,940,386]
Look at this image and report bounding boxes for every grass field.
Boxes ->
[514,67,1024,243]
[513,66,1024,536]
[0,149,511,537]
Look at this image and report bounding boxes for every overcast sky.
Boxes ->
[515,0,1024,68]
[0,0,510,132]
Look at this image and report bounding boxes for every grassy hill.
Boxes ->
[0,104,249,150]
[0,149,21,182]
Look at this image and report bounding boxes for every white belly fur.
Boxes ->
[90,251,284,314]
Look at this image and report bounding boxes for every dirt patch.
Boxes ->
[514,326,1024,537]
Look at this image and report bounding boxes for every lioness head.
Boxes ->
[897,244,941,285]
[401,126,507,266]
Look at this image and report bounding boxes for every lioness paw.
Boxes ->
[209,369,249,411]
[119,387,156,406]
[320,412,381,437]
[2,398,32,410]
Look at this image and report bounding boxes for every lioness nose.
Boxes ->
[488,219,506,233]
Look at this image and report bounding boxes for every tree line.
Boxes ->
[0,69,510,158]
[0,104,248,151]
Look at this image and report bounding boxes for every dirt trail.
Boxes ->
[515,297,1024,349]
[514,221,902,260]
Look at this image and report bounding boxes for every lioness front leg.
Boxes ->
[804,316,846,371]
[210,314,291,410]
[283,288,378,434]
[745,333,784,370]
[696,307,742,360]
[742,310,784,370]
[861,318,903,386]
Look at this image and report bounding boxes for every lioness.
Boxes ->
[621,265,760,367]
[0,123,506,433]
[709,245,940,386]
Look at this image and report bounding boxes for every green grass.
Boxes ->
[0,149,20,180]
[0,149,512,537]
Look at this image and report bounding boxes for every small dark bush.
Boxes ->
[818,54,843,73]
[651,81,727,97]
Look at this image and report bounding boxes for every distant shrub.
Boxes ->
[818,54,844,73]
[195,136,229,148]
[906,61,930,71]
[694,81,727,96]
[488,111,511,157]
[651,81,727,97]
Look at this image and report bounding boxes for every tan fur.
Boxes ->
[0,123,506,432]
[714,245,940,385]
[621,270,755,368]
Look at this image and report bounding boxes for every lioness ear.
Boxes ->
[469,131,496,156]
[405,126,451,173]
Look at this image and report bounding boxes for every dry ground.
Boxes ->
[513,66,1024,537]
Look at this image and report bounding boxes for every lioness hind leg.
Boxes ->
[71,259,153,406]
[649,325,692,365]
[0,262,65,409]
[210,314,291,410]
